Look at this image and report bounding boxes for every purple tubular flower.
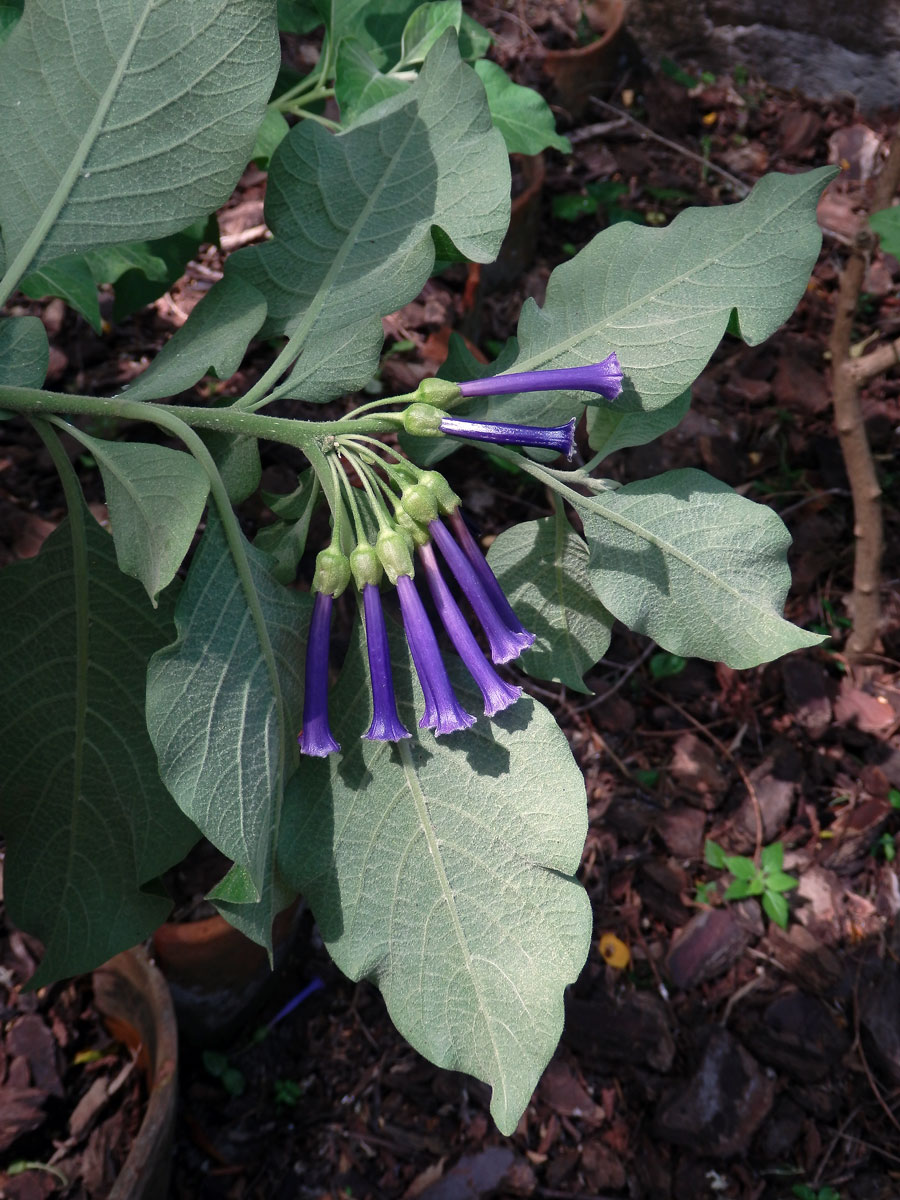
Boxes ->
[396,574,475,736]
[439,415,576,458]
[449,509,534,643]
[457,352,623,401]
[429,518,534,663]
[300,591,340,757]
[419,544,521,717]
[362,583,410,743]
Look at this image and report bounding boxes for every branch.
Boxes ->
[827,133,900,656]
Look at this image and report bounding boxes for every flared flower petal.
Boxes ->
[362,583,410,742]
[429,518,534,663]
[419,544,521,717]
[396,574,475,736]
[456,352,623,400]
[449,508,535,645]
[299,591,340,757]
[439,415,576,457]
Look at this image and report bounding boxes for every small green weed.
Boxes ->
[791,1185,840,1200]
[202,1049,246,1097]
[704,839,798,928]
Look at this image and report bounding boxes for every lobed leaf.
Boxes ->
[0,0,279,282]
[586,388,691,461]
[463,167,836,428]
[226,32,509,401]
[575,468,825,668]
[486,513,613,692]
[278,621,592,1134]
[0,316,49,389]
[474,60,571,155]
[0,504,198,983]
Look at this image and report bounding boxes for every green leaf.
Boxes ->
[199,432,262,505]
[278,0,323,33]
[648,652,686,680]
[397,1,461,67]
[0,0,279,284]
[62,432,210,603]
[762,889,789,928]
[334,38,409,124]
[0,315,49,388]
[0,505,198,983]
[576,469,826,668]
[146,511,311,947]
[122,274,268,402]
[255,473,321,583]
[251,107,291,168]
[20,242,170,333]
[765,871,799,894]
[704,839,727,868]
[111,216,218,321]
[279,624,591,1135]
[0,0,22,44]
[870,206,900,259]
[760,840,783,872]
[209,861,296,950]
[724,855,757,880]
[587,388,691,460]
[464,167,836,429]
[474,60,571,155]
[458,13,492,59]
[227,32,510,402]
[486,513,613,692]
[722,879,752,900]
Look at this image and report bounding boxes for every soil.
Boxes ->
[2,5,900,1199]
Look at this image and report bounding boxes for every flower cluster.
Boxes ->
[299,354,623,756]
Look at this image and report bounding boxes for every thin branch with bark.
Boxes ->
[827,134,900,657]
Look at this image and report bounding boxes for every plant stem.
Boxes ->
[0,386,399,445]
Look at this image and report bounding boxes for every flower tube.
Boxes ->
[448,508,533,643]
[299,590,340,757]
[395,574,475,735]
[428,518,534,663]
[456,352,623,400]
[438,415,576,457]
[419,543,521,717]
[362,583,410,743]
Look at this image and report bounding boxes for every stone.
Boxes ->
[655,1029,775,1157]
[565,989,675,1073]
[624,0,900,110]
[748,989,849,1081]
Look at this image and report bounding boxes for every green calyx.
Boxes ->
[400,482,438,524]
[402,402,444,437]
[412,377,462,409]
[376,528,415,585]
[313,546,351,596]
[393,504,430,547]
[350,542,382,590]
[417,470,459,515]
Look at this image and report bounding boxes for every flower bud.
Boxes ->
[313,546,351,596]
[349,542,382,590]
[376,528,415,585]
[416,470,460,515]
[412,377,461,409]
[400,482,438,524]
[402,402,445,437]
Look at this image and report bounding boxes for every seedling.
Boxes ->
[704,840,799,928]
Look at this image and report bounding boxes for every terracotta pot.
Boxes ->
[92,946,178,1200]
[151,902,302,1044]
[482,152,546,289]
[542,0,627,119]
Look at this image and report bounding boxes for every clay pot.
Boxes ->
[92,946,178,1200]
[151,902,302,1044]
[542,0,627,119]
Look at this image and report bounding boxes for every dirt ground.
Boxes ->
[2,3,900,1198]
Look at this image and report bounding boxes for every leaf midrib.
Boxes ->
[0,0,157,299]
[508,172,825,374]
[398,739,506,1107]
